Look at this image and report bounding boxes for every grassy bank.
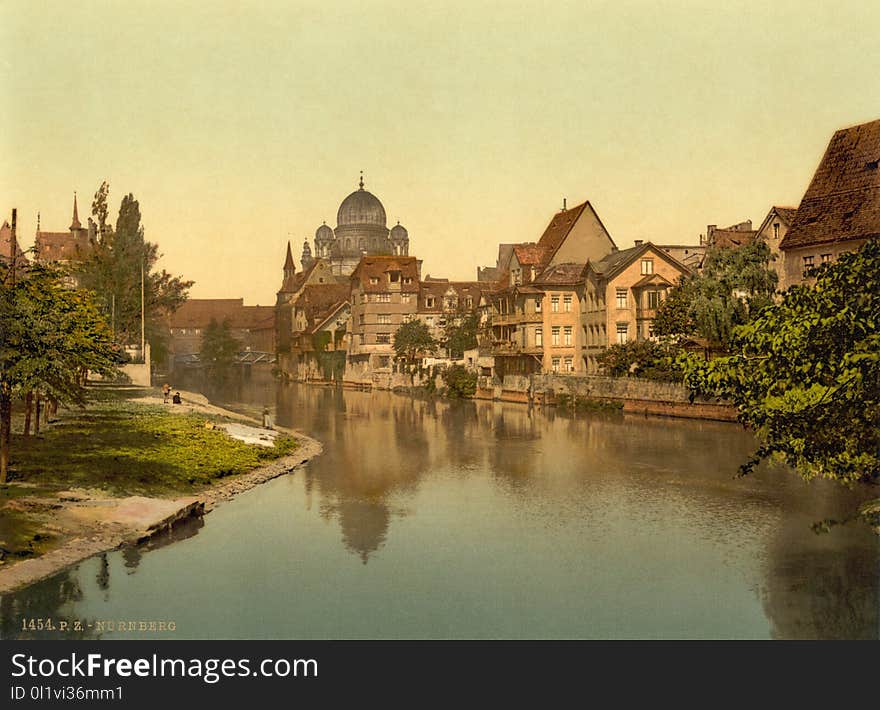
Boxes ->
[5,387,298,496]
[0,386,299,563]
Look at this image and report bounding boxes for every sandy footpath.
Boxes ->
[0,390,322,594]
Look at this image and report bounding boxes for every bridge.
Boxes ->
[173,351,276,368]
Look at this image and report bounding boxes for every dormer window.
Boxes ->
[389,271,400,283]
[425,296,435,308]
[369,277,379,285]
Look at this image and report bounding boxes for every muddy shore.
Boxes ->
[0,389,322,594]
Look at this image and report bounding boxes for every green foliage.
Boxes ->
[442,364,477,398]
[555,392,623,413]
[315,350,346,381]
[654,240,778,347]
[8,392,299,495]
[596,339,681,381]
[444,311,479,358]
[76,182,193,350]
[393,319,437,368]
[199,318,240,376]
[0,260,119,404]
[681,239,880,491]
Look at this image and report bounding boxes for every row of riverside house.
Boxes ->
[480,116,880,379]
[263,116,880,385]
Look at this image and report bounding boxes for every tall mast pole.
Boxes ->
[140,260,145,361]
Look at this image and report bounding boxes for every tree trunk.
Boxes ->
[23,391,33,435]
[0,380,11,483]
[34,394,42,435]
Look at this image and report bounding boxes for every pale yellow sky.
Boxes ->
[2,1,878,304]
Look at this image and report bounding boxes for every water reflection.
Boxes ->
[2,371,876,639]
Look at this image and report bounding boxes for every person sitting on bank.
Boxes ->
[172,392,182,405]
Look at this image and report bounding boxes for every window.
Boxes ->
[378,314,391,324]
[641,259,653,275]
[535,327,543,347]
[369,277,379,285]
[359,314,365,325]
[389,271,400,283]
[377,293,391,303]
[376,333,391,344]
[401,293,411,304]
[465,297,473,308]
[551,357,560,373]
[616,322,628,344]
[552,326,560,345]
[564,326,572,345]
[616,288,627,309]
[802,255,815,276]
[551,296,559,312]
[403,276,413,285]
[821,253,833,263]
[563,295,572,312]
[773,223,780,240]
[564,356,573,372]
[647,291,660,309]
[425,296,435,308]
[426,316,434,326]
[535,298,542,313]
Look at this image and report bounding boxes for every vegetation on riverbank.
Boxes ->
[5,387,298,496]
[0,386,299,562]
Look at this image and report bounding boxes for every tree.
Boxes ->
[442,364,477,398]
[680,240,880,523]
[76,183,193,364]
[654,240,778,347]
[0,259,119,481]
[596,339,680,380]
[199,318,241,377]
[393,320,436,376]
[444,311,479,359]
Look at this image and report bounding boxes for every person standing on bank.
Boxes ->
[162,383,171,403]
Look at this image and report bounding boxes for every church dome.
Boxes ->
[390,222,408,239]
[315,223,333,241]
[337,186,386,228]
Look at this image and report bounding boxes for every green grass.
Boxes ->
[5,391,299,496]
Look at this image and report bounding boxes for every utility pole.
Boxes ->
[140,260,145,363]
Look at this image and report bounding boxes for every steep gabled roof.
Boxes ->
[589,242,691,281]
[781,117,880,250]
[532,262,587,285]
[512,243,547,265]
[350,255,421,293]
[773,206,798,225]
[35,230,91,263]
[294,283,351,333]
[0,221,29,267]
[535,200,616,264]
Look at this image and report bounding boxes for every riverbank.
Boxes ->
[0,387,322,593]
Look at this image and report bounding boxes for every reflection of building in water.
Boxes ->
[334,500,391,564]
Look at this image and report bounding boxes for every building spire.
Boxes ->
[359,170,364,190]
[70,191,82,231]
[36,211,41,232]
[283,240,296,279]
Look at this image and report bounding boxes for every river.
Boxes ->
[2,375,878,639]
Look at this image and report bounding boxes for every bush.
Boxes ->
[442,365,477,398]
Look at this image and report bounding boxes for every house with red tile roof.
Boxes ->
[779,117,880,290]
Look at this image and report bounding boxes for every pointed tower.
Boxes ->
[301,239,315,271]
[69,192,82,232]
[283,240,296,281]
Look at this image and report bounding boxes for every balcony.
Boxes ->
[491,312,542,326]
[492,341,543,356]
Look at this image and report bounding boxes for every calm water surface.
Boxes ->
[2,377,878,639]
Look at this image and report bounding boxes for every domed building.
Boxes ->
[309,175,410,276]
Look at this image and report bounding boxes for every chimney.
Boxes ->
[562,198,567,211]
[634,239,643,247]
